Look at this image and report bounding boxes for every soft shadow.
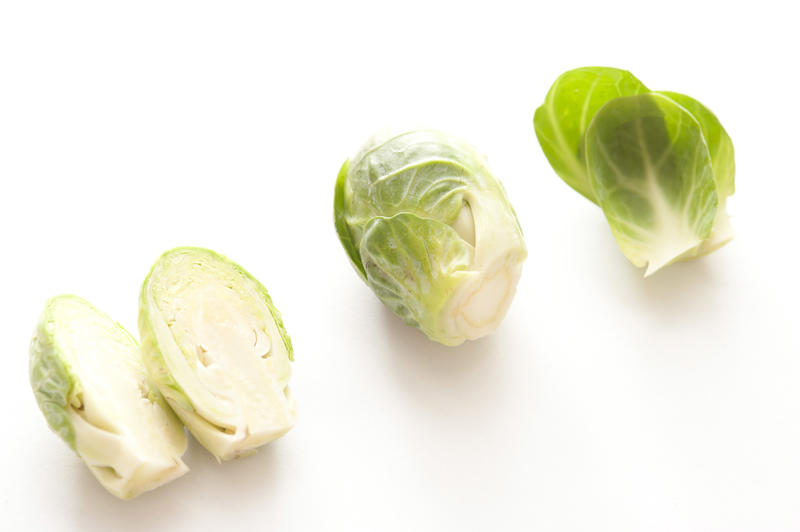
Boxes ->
[69,458,192,532]
[378,304,528,420]
[380,304,494,371]
[584,214,727,326]
[182,434,287,497]
[68,435,287,531]
[619,256,723,326]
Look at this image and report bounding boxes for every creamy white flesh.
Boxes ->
[145,253,294,460]
[50,298,187,499]
[441,196,525,343]
[675,201,734,265]
[444,254,524,342]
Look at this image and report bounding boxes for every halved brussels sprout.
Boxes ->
[29,295,188,499]
[139,247,295,461]
[534,67,735,276]
[334,130,528,346]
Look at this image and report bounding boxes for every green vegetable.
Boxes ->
[334,130,528,345]
[534,67,735,276]
[534,67,650,203]
[29,295,187,499]
[138,247,295,461]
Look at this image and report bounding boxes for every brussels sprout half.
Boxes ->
[29,295,188,499]
[335,130,528,346]
[139,247,295,461]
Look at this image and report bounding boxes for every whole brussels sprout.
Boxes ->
[335,130,528,346]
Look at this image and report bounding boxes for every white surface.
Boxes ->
[1,1,798,530]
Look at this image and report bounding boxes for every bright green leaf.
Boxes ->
[585,93,718,275]
[657,91,735,197]
[534,67,649,202]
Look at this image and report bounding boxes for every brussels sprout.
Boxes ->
[29,295,188,499]
[334,130,528,346]
[534,67,735,276]
[139,247,295,461]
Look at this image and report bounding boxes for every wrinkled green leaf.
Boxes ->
[30,309,78,451]
[360,213,473,344]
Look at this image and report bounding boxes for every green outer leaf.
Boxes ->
[343,130,487,226]
[534,67,649,203]
[29,296,80,451]
[585,93,718,274]
[335,130,515,270]
[334,160,366,279]
[360,213,472,345]
[656,91,735,197]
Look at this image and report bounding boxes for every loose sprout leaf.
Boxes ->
[534,67,736,274]
[534,67,649,203]
[29,295,188,500]
[656,91,736,260]
[585,93,718,276]
[656,91,735,197]
[139,247,295,461]
[335,130,527,345]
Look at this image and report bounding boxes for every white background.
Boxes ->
[1,1,798,530]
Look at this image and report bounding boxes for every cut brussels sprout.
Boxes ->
[139,247,295,461]
[335,130,527,346]
[534,67,735,276]
[29,295,188,499]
